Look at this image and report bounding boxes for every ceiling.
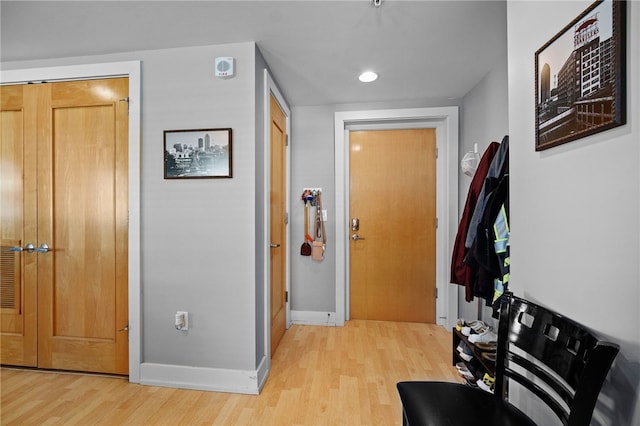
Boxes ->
[1,0,507,106]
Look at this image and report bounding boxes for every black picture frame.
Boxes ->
[534,0,626,151]
[164,128,232,179]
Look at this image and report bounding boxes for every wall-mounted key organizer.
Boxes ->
[300,188,326,260]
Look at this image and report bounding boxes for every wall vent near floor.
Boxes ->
[0,241,21,310]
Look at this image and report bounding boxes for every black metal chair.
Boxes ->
[397,292,619,426]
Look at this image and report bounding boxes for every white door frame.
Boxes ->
[1,62,142,382]
[334,107,459,329]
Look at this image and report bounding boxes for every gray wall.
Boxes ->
[290,105,337,313]
[508,2,639,425]
[139,43,258,371]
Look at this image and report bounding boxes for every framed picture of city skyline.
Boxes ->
[534,0,626,151]
[164,128,232,179]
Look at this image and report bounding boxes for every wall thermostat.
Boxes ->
[215,57,234,78]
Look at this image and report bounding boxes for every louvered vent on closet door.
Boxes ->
[0,241,21,311]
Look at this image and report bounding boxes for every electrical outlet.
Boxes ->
[175,311,189,330]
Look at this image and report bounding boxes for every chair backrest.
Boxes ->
[494,292,619,426]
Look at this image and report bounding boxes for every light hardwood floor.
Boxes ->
[1,320,458,425]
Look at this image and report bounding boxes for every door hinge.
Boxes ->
[436,147,438,159]
[285,291,289,303]
[285,212,289,225]
[286,135,289,146]
[435,287,438,299]
[435,217,438,229]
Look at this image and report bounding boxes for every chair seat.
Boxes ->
[397,381,537,426]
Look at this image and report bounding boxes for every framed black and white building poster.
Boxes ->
[164,128,232,179]
[535,0,626,151]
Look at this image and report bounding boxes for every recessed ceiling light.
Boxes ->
[358,71,378,83]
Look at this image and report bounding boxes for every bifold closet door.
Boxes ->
[1,84,38,366]
[0,79,129,374]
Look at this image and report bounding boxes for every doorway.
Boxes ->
[349,129,437,322]
[1,61,141,383]
[334,107,459,328]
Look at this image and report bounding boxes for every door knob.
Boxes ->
[270,243,281,248]
[34,243,49,253]
[351,234,365,241]
[9,243,35,253]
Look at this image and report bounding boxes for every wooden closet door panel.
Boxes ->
[37,78,129,374]
[0,85,38,366]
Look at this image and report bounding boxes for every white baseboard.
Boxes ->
[140,359,269,395]
[255,356,269,392]
[291,310,338,326]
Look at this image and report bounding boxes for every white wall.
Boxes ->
[458,53,509,322]
[508,2,639,425]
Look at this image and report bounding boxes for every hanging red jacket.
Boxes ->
[450,141,500,302]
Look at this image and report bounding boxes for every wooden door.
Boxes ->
[0,79,129,374]
[1,84,38,366]
[269,95,287,356]
[349,129,437,323]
